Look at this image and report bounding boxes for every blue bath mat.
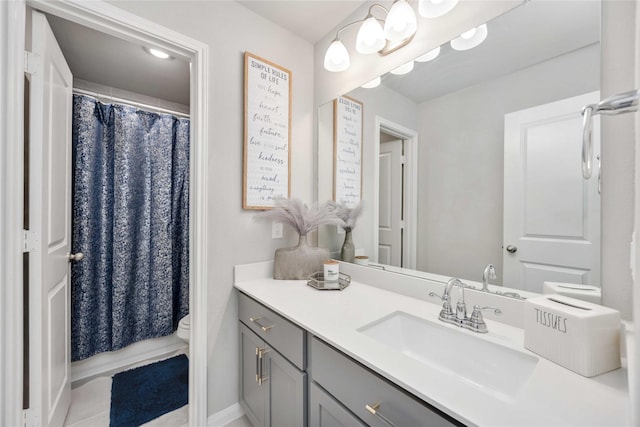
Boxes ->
[110,354,188,427]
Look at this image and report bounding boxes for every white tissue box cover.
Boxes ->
[542,281,602,304]
[524,295,620,377]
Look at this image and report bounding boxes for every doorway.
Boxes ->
[373,117,418,269]
[11,1,209,426]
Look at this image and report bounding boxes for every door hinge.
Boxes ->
[24,51,40,75]
[400,155,406,165]
[23,408,39,427]
[23,229,38,253]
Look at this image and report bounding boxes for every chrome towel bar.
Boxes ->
[581,89,639,179]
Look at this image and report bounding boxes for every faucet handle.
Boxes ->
[468,305,502,333]
[429,292,454,319]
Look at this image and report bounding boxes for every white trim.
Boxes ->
[207,403,245,427]
[0,1,26,425]
[373,116,418,270]
[2,1,209,425]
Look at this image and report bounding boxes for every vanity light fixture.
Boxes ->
[384,0,418,41]
[450,24,488,51]
[418,0,459,18]
[323,1,418,72]
[144,47,172,60]
[390,60,414,75]
[415,46,441,62]
[361,76,381,89]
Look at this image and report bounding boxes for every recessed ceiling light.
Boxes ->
[145,47,172,60]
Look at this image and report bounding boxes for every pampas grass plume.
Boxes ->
[255,197,343,235]
[329,201,363,232]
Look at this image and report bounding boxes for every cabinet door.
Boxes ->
[265,345,307,427]
[309,382,366,427]
[240,323,267,427]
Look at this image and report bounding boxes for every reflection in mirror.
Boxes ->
[318,0,601,295]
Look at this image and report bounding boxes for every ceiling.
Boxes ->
[238,0,366,43]
[379,0,600,104]
[46,13,191,106]
[44,1,361,107]
[43,1,599,109]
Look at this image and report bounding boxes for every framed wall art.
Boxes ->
[333,95,363,207]
[243,52,292,209]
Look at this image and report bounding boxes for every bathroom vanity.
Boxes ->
[235,261,630,426]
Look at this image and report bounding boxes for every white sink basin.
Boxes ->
[358,311,538,401]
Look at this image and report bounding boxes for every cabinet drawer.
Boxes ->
[238,292,305,370]
[311,337,462,427]
[309,382,366,427]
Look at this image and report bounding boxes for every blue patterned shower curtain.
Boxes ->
[71,95,189,362]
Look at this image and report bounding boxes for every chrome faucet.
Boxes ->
[429,277,502,333]
[481,264,496,292]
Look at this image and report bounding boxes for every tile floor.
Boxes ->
[63,351,251,427]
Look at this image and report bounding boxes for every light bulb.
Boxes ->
[418,0,459,18]
[324,39,350,72]
[356,16,386,54]
[450,24,488,51]
[390,60,414,75]
[415,46,441,63]
[384,0,418,42]
[361,77,381,89]
[460,28,477,39]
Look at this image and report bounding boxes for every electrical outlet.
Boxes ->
[272,221,283,239]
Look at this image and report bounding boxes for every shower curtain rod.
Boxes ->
[73,88,190,119]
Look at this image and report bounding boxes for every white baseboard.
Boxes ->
[208,403,245,427]
[71,334,187,386]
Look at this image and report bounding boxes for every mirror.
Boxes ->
[318,0,601,295]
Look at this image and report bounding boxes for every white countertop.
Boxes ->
[234,268,630,426]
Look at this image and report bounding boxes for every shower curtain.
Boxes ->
[71,94,189,362]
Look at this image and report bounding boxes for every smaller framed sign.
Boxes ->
[243,52,292,210]
[333,96,363,207]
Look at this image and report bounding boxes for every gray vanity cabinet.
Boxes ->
[238,293,307,427]
[309,382,366,427]
[310,337,462,427]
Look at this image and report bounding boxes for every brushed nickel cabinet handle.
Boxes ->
[257,347,270,385]
[249,316,275,332]
[365,402,396,427]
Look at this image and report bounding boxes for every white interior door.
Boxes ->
[503,91,601,293]
[28,10,73,427]
[378,140,403,266]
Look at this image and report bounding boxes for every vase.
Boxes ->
[273,234,330,280]
[341,230,355,263]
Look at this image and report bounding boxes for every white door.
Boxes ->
[28,10,73,427]
[378,140,403,266]
[503,92,601,293]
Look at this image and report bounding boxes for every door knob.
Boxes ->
[505,245,517,254]
[68,252,84,262]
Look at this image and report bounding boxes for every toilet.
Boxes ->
[177,314,190,343]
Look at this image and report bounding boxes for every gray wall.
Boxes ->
[417,43,599,285]
[601,0,636,319]
[108,0,315,415]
